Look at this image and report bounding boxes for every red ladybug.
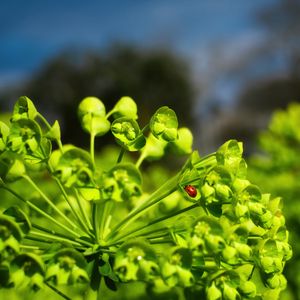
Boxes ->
[184,185,197,198]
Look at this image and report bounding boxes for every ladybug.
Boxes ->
[184,185,197,198]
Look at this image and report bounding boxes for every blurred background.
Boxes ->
[1,0,299,155]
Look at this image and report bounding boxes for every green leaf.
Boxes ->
[150,106,178,142]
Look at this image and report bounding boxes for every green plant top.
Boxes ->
[0,96,292,299]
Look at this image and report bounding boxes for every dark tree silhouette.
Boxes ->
[15,44,195,149]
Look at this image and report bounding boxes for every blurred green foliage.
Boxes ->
[248,102,300,300]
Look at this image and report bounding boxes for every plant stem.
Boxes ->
[105,109,116,119]
[99,200,114,240]
[1,184,80,238]
[19,245,42,250]
[45,282,71,300]
[54,178,89,236]
[31,223,81,241]
[90,132,95,165]
[135,151,146,169]
[74,189,93,233]
[117,148,125,163]
[29,230,94,247]
[92,202,101,243]
[110,203,199,244]
[106,174,180,242]
[22,174,80,236]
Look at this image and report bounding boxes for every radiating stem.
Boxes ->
[90,132,95,165]
[74,189,93,232]
[106,174,180,242]
[110,203,199,244]
[100,200,114,240]
[93,202,100,243]
[28,230,94,247]
[54,178,89,236]
[27,231,83,247]
[1,185,80,238]
[22,174,80,236]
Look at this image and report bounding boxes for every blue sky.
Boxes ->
[0,0,277,88]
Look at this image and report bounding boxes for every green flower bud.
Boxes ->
[207,282,222,300]
[176,268,194,287]
[232,178,250,193]
[222,246,238,264]
[138,259,159,281]
[248,201,265,215]
[205,234,226,253]
[265,273,287,289]
[68,266,89,284]
[201,182,215,199]
[30,273,44,291]
[234,242,252,260]
[222,282,240,300]
[260,256,283,274]
[215,183,232,201]
[238,280,256,298]
[234,203,249,219]
[260,210,273,228]
[113,96,138,119]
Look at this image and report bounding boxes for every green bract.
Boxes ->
[150,106,178,142]
[0,122,9,152]
[50,146,95,188]
[112,96,138,119]
[11,96,38,121]
[167,127,193,155]
[111,117,146,151]
[78,97,110,136]
[101,163,142,202]
[0,96,292,299]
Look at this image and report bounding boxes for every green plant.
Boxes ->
[0,96,292,299]
[248,102,300,300]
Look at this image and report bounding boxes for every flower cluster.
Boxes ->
[0,96,292,299]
